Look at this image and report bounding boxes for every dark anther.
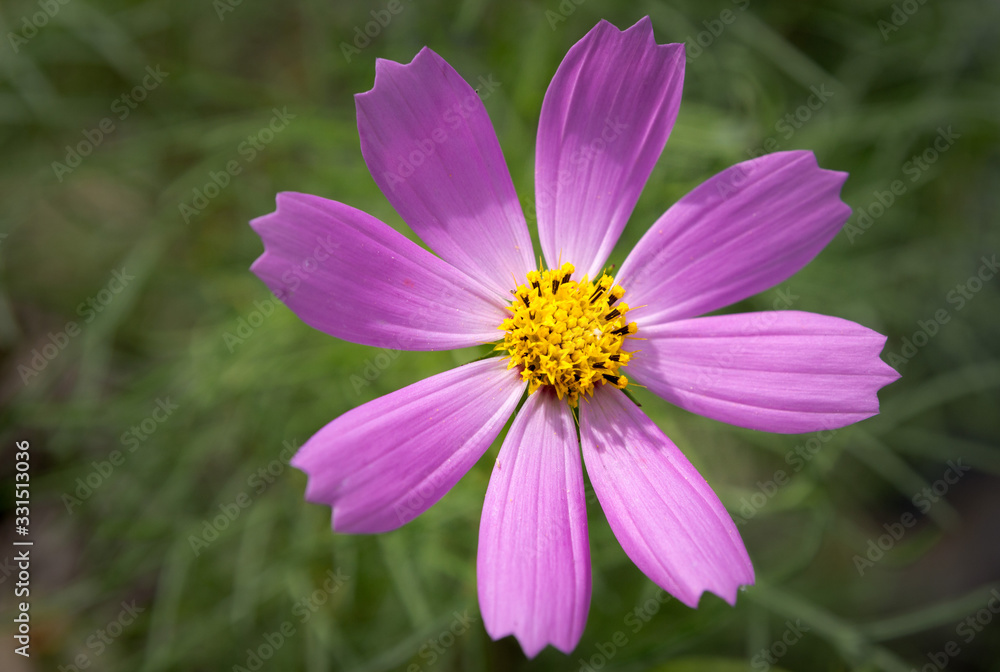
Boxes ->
[605,309,621,321]
[602,374,620,385]
[609,354,620,361]
[611,325,630,336]
[593,362,605,369]
[562,272,572,284]
[531,280,540,291]
[552,279,559,293]
[607,294,619,307]
[520,293,530,307]
[589,287,605,303]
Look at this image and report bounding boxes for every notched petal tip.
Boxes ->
[286,452,343,533]
[622,15,686,56]
[680,578,754,611]
[536,12,686,278]
[874,333,903,386]
[250,191,312,235]
[669,542,754,609]
[631,312,903,433]
[354,60,401,107]
[773,151,849,197]
[293,360,525,534]
[247,195,290,283]
[632,14,653,30]
[580,388,754,616]
[359,47,440,101]
[589,15,685,55]
[355,36,535,297]
[851,321,904,383]
[828,167,850,189]
[619,150,855,325]
[482,630,549,660]
[477,392,590,659]
[883,364,903,385]
[247,190,506,349]
[247,250,269,276]
[247,194,280,236]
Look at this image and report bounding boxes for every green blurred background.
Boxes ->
[2,0,999,670]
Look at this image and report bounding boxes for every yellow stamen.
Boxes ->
[496,262,637,407]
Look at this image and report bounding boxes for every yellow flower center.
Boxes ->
[497,262,637,407]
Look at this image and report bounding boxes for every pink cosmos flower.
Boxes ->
[250,17,899,657]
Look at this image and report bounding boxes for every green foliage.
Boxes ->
[1,0,998,670]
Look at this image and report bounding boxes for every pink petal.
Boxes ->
[535,17,684,279]
[251,192,506,350]
[290,358,525,533]
[630,311,901,434]
[618,151,851,325]
[356,48,534,298]
[580,386,753,607]
[477,391,590,658]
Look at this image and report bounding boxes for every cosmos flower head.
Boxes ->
[250,16,899,657]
